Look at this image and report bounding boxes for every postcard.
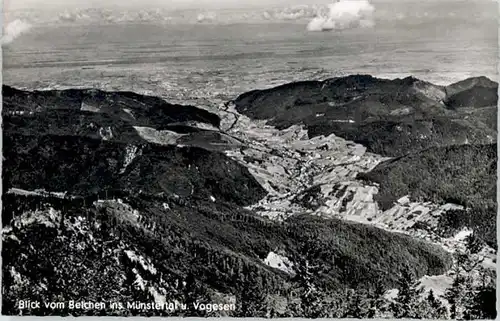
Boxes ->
[1,0,497,318]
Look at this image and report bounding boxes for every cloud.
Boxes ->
[306,0,375,32]
[58,11,91,22]
[2,19,32,45]
[196,12,217,23]
[261,5,318,21]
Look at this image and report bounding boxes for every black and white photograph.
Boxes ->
[1,0,498,318]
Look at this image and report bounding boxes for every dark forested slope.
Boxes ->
[2,85,220,128]
[3,133,265,206]
[359,143,497,246]
[2,192,452,316]
[232,75,497,156]
[2,85,241,151]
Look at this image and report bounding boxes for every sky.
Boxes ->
[6,0,329,10]
[6,0,496,11]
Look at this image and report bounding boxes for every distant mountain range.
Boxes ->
[2,74,496,317]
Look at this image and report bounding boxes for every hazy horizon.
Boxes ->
[3,0,497,94]
[5,0,497,11]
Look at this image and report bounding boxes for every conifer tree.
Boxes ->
[344,288,370,318]
[465,232,484,255]
[366,276,389,318]
[444,274,471,320]
[182,271,211,317]
[237,272,269,317]
[466,283,496,320]
[463,268,496,320]
[425,289,448,319]
[291,244,325,317]
[390,269,425,318]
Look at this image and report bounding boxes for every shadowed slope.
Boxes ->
[232,75,497,156]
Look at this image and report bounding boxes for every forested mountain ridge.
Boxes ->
[2,76,496,318]
[232,75,497,157]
